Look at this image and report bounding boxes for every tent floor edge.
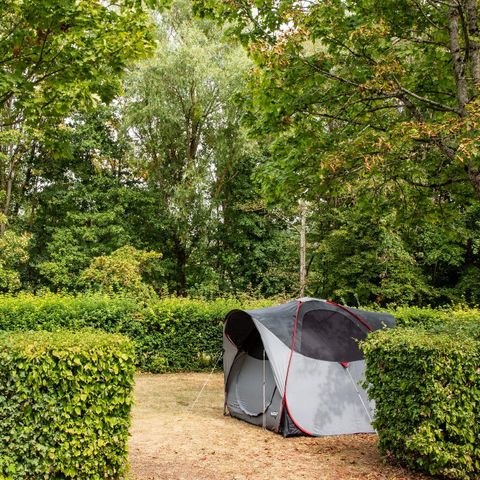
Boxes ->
[280,411,303,437]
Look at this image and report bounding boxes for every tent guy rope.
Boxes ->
[185,350,223,417]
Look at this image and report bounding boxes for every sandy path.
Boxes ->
[128,373,427,480]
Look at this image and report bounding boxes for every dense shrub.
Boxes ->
[362,328,480,480]
[0,330,135,479]
[0,293,140,332]
[0,293,272,372]
[390,305,480,329]
[127,297,255,372]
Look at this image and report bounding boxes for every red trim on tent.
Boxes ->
[279,301,301,425]
[281,299,374,436]
[284,397,315,436]
[280,300,316,436]
[326,300,373,332]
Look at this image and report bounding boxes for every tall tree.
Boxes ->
[194,0,480,201]
[0,0,157,233]
[193,0,480,305]
[123,0,252,295]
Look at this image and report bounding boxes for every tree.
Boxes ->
[0,214,29,292]
[195,0,480,200]
[0,0,157,233]
[193,0,480,305]
[26,106,169,292]
[123,0,251,295]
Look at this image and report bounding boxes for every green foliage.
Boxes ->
[389,305,480,329]
[310,207,436,306]
[31,175,166,292]
[0,293,273,372]
[0,0,156,117]
[194,0,480,307]
[81,246,162,298]
[0,223,30,293]
[131,296,272,371]
[0,330,135,479]
[362,327,480,479]
[15,4,297,300]
[6,0,480,306]
[0,293,139,332]
[122,0,260,296]
[0,0,157,229]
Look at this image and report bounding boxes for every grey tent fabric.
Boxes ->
[223,298,395,436]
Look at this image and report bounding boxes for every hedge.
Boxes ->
[362,328,480,479]
[2,294,478,374]
[0,293,140,332]
[0,330,135,479]
[0,293,273,372]
[390,305,480,329]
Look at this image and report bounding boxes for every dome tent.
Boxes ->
[223,298,395,436]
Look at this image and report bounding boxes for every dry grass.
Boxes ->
[129,373,429,480]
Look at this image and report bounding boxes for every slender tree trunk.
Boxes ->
[465,0,480,91]
[448,3,480,197]
[299,199,307,297]
[449,4,469,113]
[0,158,15,235]
[464,0,480,197]
[467,163,480,197]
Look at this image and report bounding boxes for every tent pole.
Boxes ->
[262,348,266,429]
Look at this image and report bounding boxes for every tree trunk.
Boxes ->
[465,0,480,91]
[299,199,307,297]
[467,162,480,197]
[449,4,469,113]
[0,158,15,235]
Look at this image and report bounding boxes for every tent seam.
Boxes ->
[280,300,316,436]
[326,300,373,332]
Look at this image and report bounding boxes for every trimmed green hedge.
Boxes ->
[0,330,135,479]
[362,328,480,480]
[0,293,140,332]
[2,294,478,374]
[390,305,480,329]
[0,293,273,372]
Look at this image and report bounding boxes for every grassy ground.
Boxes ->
[129,373,429,480]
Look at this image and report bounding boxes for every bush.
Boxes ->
[388,305,480,329]
[362,328,480,480]
[0,330,135,479]
[80,246,161,299]
[0,293,273,372]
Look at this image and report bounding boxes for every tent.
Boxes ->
[223,298,395,436]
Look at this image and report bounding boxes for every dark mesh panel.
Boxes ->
[299,310,367,361]
[224,311,266,360]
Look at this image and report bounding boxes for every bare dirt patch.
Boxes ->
[129,373,428,480]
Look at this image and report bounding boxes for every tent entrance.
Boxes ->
[226,351,283,430]
[234,353,276,416]
[225,312,283,430]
